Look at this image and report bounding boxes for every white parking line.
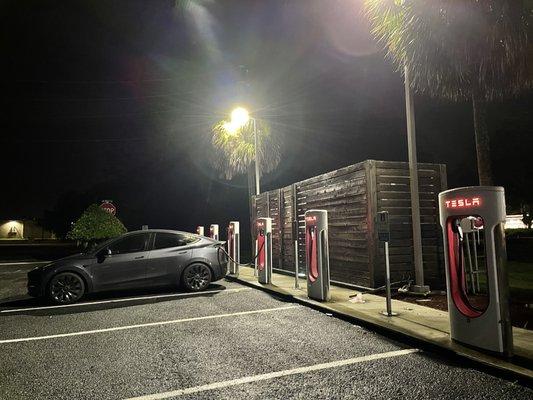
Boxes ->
[0,305,300,344]
[0,288,252,314]
[124,348,419,400]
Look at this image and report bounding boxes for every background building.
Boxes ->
[0,219,55,240]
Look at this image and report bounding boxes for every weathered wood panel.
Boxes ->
[295,165,369,285]
[280,185,296,273]
[252,160,447,289]
[267,189,282,268]
[370,160,446,288]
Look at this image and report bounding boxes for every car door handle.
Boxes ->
[178,251,188,255]
[134,256,145,259]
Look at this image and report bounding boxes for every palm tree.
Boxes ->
[211,117,281,249]
[364,0,532,185]
[211,117,280,184]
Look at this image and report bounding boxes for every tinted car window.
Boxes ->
[108,234,148,255]
[153,233,198,250]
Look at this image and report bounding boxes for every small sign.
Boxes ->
[100,200,116,216]
[376,211,390,242]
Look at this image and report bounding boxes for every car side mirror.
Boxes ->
[97,248,112,263]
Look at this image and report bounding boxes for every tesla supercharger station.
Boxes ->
[256,217,272,284]
[439,186,513,356]
[227,221,240,275]
[210,224,219,241]
[196,226,204,236]
[305,210,331,301]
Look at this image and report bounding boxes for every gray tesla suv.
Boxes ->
[27,230,228,304]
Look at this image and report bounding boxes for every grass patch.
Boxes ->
[475,261,532,303]
[506,228,533,238]
[507,261,533,303]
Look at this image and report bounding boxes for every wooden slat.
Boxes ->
[296,162,366,187]
[253,160,446,289]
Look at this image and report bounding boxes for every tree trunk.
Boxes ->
[471,90,494,186]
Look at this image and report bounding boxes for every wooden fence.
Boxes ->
[252,160,447,289]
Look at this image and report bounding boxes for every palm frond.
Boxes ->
[210,118,281,180]
[364,0,533,101]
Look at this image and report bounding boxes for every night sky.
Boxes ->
[3,0,533,239]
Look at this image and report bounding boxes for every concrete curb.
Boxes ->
[225,273,533,385]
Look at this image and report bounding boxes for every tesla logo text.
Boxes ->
[445,197,481,209]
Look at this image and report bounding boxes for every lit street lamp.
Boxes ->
[226,107,261,195]
[230,107,250,129]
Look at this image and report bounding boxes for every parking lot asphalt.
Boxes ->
[0,262,532,400]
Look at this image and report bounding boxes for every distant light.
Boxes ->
[505,215,528,229]
[230,107,250,128]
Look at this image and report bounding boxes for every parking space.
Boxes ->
[0,264,531,399]
[0,262,45,300]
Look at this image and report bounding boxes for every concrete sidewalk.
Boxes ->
[228,266,533,381]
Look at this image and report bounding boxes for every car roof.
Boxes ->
[126,229,199,236]
[123,229,221,243]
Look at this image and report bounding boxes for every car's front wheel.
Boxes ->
[182,263,212,292]
[47,272,86,304]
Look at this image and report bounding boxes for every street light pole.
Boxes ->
[253,117,260,195]
[404,65,429,293]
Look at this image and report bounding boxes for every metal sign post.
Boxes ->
[377,211,397,317]
[294,239,299,289]
[292,218,299,289]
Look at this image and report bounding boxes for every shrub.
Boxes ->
[67,204,127,243]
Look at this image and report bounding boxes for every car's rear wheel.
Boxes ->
[182,263,212,292]
[47,272,85,304]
